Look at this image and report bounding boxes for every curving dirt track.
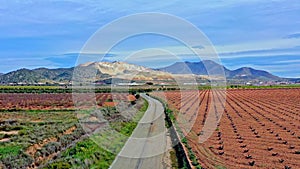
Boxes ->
[152,88,300,169]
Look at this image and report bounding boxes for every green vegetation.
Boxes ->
[152,94,206,168]
[198,86,213,90]
[197,84,300,90]
[227,84,300,89]
[181,136,201,168]
[45,138,114,169]
[0,111,80,168]
[43,97,148,169]
[0,148,33,169]
[118,98,145,135]
[0,145,23,159]
[3,84,299,94]
[139,98,149,112]
[150,95,193,169]
[108,98,148,137]
[170,150,179,169]
[0,67,73,84]
[165,108,176,128]
[0,85,156,93]
[0,89,149,168]
[117,99,148,137]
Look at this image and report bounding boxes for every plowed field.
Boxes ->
[152,89,300,168]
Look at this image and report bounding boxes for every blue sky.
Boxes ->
[0,0,300,77]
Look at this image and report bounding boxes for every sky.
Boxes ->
[0,0,300,77]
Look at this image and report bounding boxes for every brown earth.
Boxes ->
[152,88,300,169]
[0,93,135,110]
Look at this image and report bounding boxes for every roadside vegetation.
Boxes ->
[150,94,193,169]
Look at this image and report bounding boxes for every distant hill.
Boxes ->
[0,68,74,84]
[286,78,300,83]
[158,60,281,81]
[228,67,280,80]
[157,60,231,76]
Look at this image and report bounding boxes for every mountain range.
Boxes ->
[0,60,295,84]
[157,60,281,81]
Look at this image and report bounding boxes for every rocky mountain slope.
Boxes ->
[0,62,173,84]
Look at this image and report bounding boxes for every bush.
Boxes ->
[43,142,61,154]
[1,151,33,169]
[181,138,187,144]
[59,134,73,147]
[47,161,71,169]
[135,94,140,99]
[195,165,202,169]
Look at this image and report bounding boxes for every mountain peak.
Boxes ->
[239,67,253,70]
[229,66,279,80]
[157,60,229,76]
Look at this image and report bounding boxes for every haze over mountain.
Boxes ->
[0,60,293,84]
[0,68,74,84]
[158,60,281,81]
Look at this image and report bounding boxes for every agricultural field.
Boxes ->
[0,93,136,110]
[152,88,300,168]
[0,92,146,169]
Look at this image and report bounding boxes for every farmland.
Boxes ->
[0,92,147,169]
[1,87,299,169]
[152,88,300,168]
[0,93,136,110]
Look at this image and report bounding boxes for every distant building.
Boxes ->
[117,82,142,86]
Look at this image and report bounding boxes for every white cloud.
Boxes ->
[273,59,300,64]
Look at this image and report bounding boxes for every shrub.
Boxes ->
[47,161,71,169]
[181,138,187,144]
[1,151,33,169]
[43,142,61,154]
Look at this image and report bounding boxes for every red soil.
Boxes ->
[152,88,300,169]
[0,93,135,110]
[103,102,118,107]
